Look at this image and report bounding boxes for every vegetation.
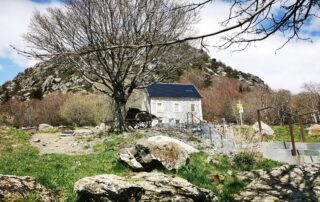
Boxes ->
[0,94,114,128]
[60,94,112,126]
[169,151,282,201]
[0,127,143,201]
[264,125,320,143]
[0,126,284,201]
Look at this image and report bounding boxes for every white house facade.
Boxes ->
[141,83,203,125]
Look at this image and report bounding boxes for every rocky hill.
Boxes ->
[0,61,93,101]
[0,50,267,101]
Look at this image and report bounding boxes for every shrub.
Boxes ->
[59,94,112,126]
[233,151,256,171]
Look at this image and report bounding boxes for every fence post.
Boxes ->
[298,115,306,142]
[288,115,297,156]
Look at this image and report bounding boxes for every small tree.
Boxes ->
[23,0,197,132]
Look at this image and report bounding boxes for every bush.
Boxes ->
[233,151,256,171]
[60,94,112,126]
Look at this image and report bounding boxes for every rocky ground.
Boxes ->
[235,164,320,202]
[30,130,105,155]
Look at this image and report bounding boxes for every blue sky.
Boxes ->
[0,0,319,93]
[0,0,64,85]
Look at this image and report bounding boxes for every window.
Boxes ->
[156,102,163,113]
[174,103,180,112]
[176,119,180,124]
[191,103,196,112]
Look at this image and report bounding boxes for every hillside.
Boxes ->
[0,50,268,101]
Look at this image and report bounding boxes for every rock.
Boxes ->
[0,174,54,202]
[33,139,41,143]
[308,124,320,136]
[42,75,54,92]
[38,124,54,131]
[119,148,144,171]
[119,136,199,171]
[98,122,106,131]
[53,78,61,83]
[74,172,217,202]
[252,121,274,136]
[235,164,320,201]
[60,130,74,137]
[73,128,93,136]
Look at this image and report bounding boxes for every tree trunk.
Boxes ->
[113,97,127,133]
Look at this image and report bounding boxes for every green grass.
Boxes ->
[0,127,143,201]
[167,151,283,202]
[264,125,320,143]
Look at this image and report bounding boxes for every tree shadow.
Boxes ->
[235,164,320,201]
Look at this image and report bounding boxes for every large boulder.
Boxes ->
[119,136,199,171]
[234,164,320,201]
[74,172,217,202]
[0,175,54,202]
[308,124,320,136]
[252,121,274,136]
[38,123,54,131]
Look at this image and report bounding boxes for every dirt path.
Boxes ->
[30,132,104,155]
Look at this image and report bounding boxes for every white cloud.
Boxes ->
[195,1,320,94]
[0,0,63,68]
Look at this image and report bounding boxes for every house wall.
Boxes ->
[142,96,203,125]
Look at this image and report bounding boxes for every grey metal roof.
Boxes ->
[146,83,202,98]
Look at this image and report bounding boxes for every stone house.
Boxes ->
[141,83,203,125]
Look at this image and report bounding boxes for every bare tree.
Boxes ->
[302,82,320,121]
[160,0,320,49]
[23,0,197,132]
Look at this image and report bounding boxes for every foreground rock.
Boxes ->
[119,135,199,171]
[0,175,53,202]
[252,121,274,136]
[234,164,320,202]
[308,124,320,136]
[74,172,217,202]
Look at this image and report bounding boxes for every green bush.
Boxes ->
[233,152,256,171]
[59,94,112,126]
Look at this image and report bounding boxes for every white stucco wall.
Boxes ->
[142,95,203,125]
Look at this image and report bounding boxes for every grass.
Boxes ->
[0,126,283,202]
[264,125,320,143]
[0,126,143,201]
[167,151,283,202]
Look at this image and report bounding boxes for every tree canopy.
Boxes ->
[24,0,198,132]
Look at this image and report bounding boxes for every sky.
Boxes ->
[0,0,319,94]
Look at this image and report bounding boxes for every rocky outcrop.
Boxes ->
[74,172,218,202]
[0,61,92,101]
[119,136,198,171]
[234,164,320,202]
[0,175,54,202]
[0,49,267,102]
